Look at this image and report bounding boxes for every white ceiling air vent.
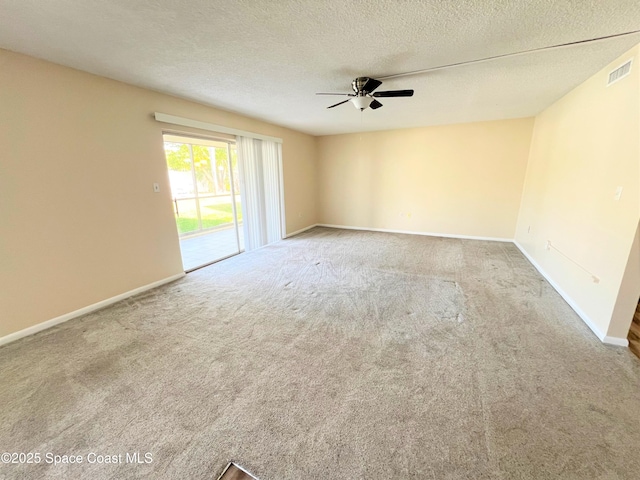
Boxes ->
[607,60,632,86]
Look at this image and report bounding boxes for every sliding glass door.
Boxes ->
[163,134,243,271]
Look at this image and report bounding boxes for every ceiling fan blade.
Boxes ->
[373,89,414,97]
[327,99,351,109]
[370,99,383,110]
[363,78,382,93]
[316,92,354,96]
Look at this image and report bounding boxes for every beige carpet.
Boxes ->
[1,227,639,479]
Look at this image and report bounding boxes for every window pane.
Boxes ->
[163,134,243,269]
[174,198,199,235]
[230,145,244,250]
[230,145,240,194]
[164,142,195,197]
[199,195,235,230]
[215,147,232,195]
[192,145,215,195]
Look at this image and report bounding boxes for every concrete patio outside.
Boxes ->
[179,225,244,271]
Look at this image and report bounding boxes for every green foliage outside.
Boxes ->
[175,201,243,235]
[164,141,242,236]
[164,142,239,194]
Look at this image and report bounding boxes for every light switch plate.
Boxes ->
[153,183,160,193]
[614,186,623,201]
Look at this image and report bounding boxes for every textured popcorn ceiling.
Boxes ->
[1,0,639,135]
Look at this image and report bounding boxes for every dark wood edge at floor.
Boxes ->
[216,462,259,480]
[628,301,640,360]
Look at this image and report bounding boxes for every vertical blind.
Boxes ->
[236,136,283,251]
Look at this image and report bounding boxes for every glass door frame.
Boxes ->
[226,141,242,253]
[162,131,243,271]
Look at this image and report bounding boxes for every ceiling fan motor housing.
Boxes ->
[352,77,371,94]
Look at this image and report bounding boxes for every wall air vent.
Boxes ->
[607,60,632,86]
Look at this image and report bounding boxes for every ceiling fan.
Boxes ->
[315,30,640,113]
[316,77,414,111]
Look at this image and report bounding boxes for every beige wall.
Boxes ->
[0,49,317,338]
[317,119,534,239]
[515,45,640,339]
[3,43,639,345]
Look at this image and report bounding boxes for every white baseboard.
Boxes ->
[318,225,628,346]
[285,224,319,238]
[3,232,626,349]
[0,273,186,348]
[601,336,630,347]
[316,223,513,242]
[513,241,628,347]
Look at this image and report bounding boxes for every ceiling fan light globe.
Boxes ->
[352,96,373,110]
